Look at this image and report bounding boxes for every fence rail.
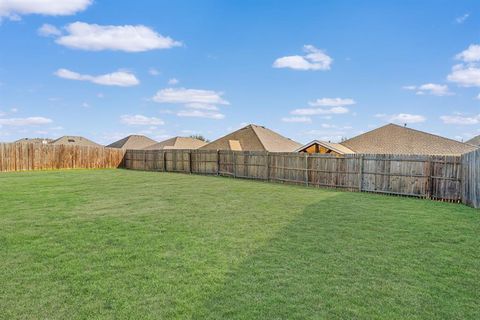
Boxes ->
[0,143,125,171]
[124,149,477,206]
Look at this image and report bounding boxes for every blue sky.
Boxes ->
[0,0,480,144]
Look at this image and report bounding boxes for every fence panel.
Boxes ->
[0,143,125,172]
[191,150,218,174]
[165,149,191,173]
[461,149,480,208]
[269,152,307,185]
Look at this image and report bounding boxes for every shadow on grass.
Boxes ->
[195,193,479,319]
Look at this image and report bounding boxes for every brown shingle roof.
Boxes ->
[107,135,157,150]
[50,136,101,147]
[14,138,53,144]
[466,135,480,146]
[341,123,477,155]
[143,137,207,150]
[200,124,302,152]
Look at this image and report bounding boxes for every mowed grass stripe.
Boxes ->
[0,169,478,319]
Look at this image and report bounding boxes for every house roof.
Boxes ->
[200,124,302,152]
[50,136,101,147]
[14,138,53,144]
[143,137,207,150]
[340,123,477,155]
[466,135,480,146]
[295,140,355,154]
[106,135,157,150]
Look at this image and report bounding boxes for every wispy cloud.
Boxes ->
[148,68,160,76]
[55,68,139,87]
[168,78,179,85]
[455,13,470,24]
[440,113,480,125]
[308,98,356,107]
[153,88,229,105]
[0,117,52,126]
[281,116,312,123]
[290,97,355,116]
[176,110,225,119]
[273,45,332,71]
[120,114,165,126]
[38,24,62,37]
[376,113,426,124]
[403,83,453,96]
[291,106,349,116]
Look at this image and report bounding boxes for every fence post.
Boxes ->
[428,158,435,199]
[305,154,309,186]
[358,155,364,192]
[188,150,192,174]
[217,150,220,176]
[163,151,167,172]
[266,152,270,181]
[233,151,237,178]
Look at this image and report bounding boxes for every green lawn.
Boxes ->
[0,169,478,319]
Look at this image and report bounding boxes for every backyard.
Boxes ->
[0,169,478,319]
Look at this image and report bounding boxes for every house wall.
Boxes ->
[301,143,342,156]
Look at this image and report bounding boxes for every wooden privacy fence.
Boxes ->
[462,149,480,208]
[124,149,476,206]
[0,143,125,172]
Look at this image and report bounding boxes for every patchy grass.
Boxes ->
[0,169,478,319]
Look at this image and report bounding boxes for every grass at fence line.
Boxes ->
[0,169,478,319]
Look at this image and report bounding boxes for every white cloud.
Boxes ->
[55,68,139,87]
[0,117,52,126]
[281,116,312,123]
[447,63,480,87]
[153,88,229,105]
[456,44,480,63]
[440,114,480,125]
[273,45,332,71]
[177,110,225,119]
[403,83,453,96]
[38,24,62,37]
[168,78,179,85]
[153,87,229,119]
[291,106,349,116]
[0,0,91,20]
[120,114,165,126]
[385,113,426,124]
[308,98,356,107]
[56,22,181,52]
